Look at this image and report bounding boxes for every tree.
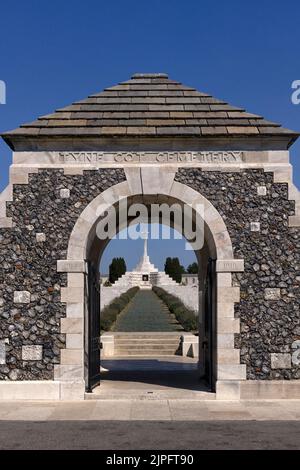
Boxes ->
[109,257,126,284]
[187,262,198,274]
[164,257,185,283]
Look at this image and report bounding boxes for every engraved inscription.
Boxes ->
[59,152,103,163]
[216,259,244,272]
[58,151,243,164]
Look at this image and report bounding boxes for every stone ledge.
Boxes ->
[1,379,300,401]
[0,380,86,400]
[0,381,60,400]
[60,380,85,400]
[240,380,300,399]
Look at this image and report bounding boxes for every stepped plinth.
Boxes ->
[112,231,178,290]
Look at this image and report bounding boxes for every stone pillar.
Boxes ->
[56,260,86,400]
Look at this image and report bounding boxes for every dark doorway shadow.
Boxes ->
[100,358,209,392]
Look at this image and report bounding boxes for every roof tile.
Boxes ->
[2,73,298,145]
[157,126,201,135]
[201,126,228,135]
[227,126,259,134]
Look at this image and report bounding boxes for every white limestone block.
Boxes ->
[264,288,281,300]
[216,259,244,272]
[60,349,83,365]
[0,340,6,365]
[257,186,267,196]
[14,291,31,304]
[66,334,83,349]
[218,364,246,380]
[216,380,241,400]
[36,232,46,242]
[250,222,260,231]
[57,260,86,273]
[60,188,70,198]
[271,353,291,369]
[22,345,43,361]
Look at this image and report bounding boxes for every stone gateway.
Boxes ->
[0,73,299,400]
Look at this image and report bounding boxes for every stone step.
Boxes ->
[85,390,215,400]
[114,338,180,343]
[115,338,180,343]
[113,349,179,356]
[115,344,179,350]
[113,334,182,339]
[115,339,179,345]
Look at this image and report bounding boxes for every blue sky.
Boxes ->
[0,0,299,271]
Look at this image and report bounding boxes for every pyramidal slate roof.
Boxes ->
[2,73,299,148]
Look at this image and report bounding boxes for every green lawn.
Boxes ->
[113,290,182,332]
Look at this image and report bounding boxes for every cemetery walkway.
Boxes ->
[113,289,181,332]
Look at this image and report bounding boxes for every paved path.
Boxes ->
[0,400,300,449]
[0,399,300,421]
[0,418,300,449]
[98,356,210,399]
[114,290,180,331]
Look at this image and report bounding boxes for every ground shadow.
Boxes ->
[100,359,209,392]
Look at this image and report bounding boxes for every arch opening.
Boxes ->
[86,194,216,394]
[57,181,243,398]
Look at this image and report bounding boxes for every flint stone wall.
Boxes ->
[175,168,300,380]
[0,166,299,381]
[0,168,125,380]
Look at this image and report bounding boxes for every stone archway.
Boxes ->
[56,169,245,400]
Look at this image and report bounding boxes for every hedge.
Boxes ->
[152,286,198,332]
[100,286,139,331]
